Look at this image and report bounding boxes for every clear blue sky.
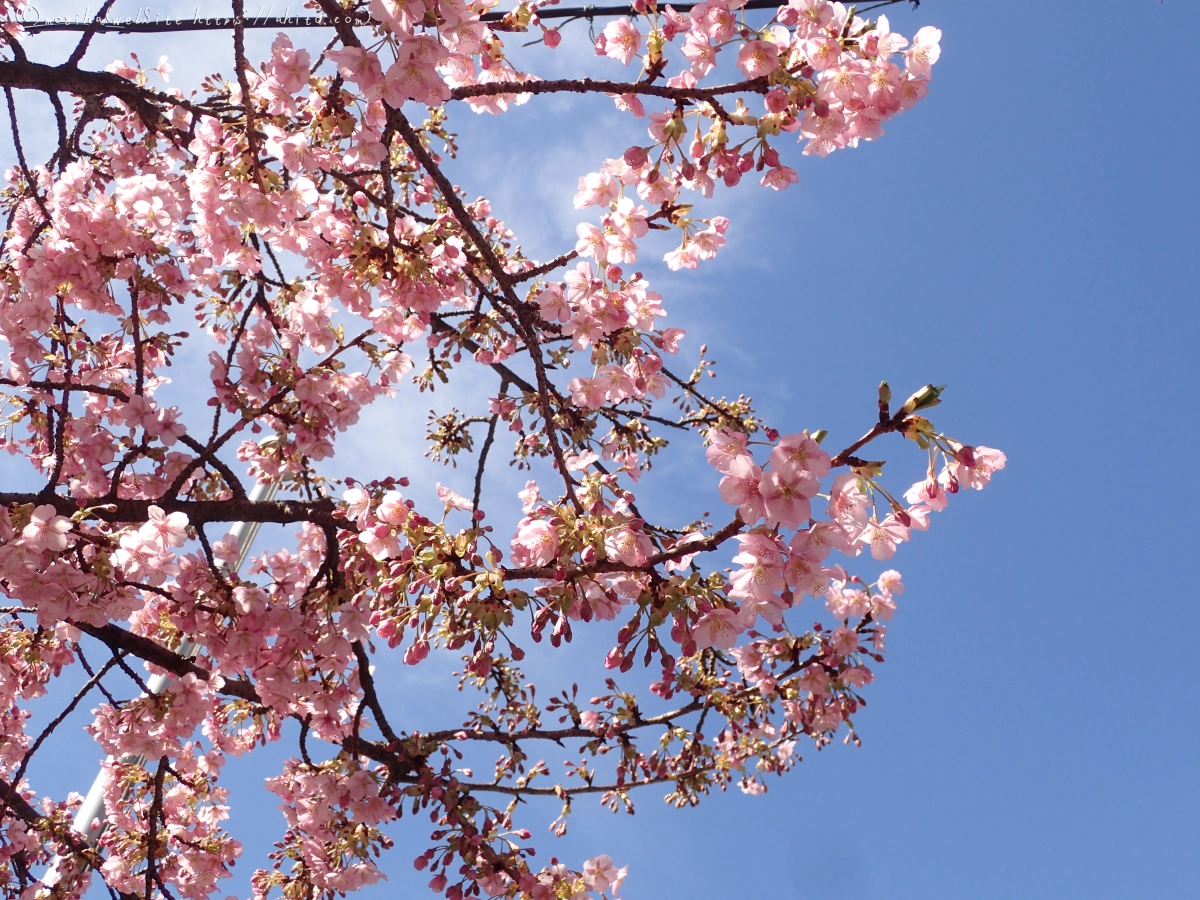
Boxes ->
[8,1,1199,897]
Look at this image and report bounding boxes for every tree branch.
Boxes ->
[0,492,338,528]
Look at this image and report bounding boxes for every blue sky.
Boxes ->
[6,1,1200,897]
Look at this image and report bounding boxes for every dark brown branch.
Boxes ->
[451,75,772,103]
[502,514,742,581]
[145,758,168,900]
[8,655,120,805]
[443,774,683,797]
[472,413,499,513]
[829,407,915,468]
[0,60,174,128]
[231,0,264,182]
[0,492,338,528]
[425,697,704,744]
[352,641,399,744]
[509,250,580,285]
[0,777,133,899]
[0,378,131,399]
[0,776,42,826]
[429,314,536,394]
[70,623,415,780]
[73,623,260,703]
[66,0,120,67]
[21,1,912,33]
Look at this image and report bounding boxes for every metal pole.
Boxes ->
[41,479,278,887]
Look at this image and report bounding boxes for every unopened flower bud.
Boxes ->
[900,383,945,415]
[623,145,650,167]
[764,87,789,114]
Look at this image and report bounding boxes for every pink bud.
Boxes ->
[542,26,561,48]
[623,145,650,167]
[765,88,790,114]
[403,640,430,665]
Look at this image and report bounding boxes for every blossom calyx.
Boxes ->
[901,415,936,448]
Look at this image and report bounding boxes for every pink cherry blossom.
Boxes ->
[693,607,744,650]
[719,455,767,524]
[769,432,832,476]
[762,465,819,530]
[951,445,1007,489]
[737,40,780,78]
[603,527,652,567]
[857,515,911,560]
[20,504,72,553]
[706,428,750,473]
[511,519,560,568]
[436,483,472,511]
[139,505,189,548]
[905,25,943,78]
[583,855,628,895]
[602,18,642,66]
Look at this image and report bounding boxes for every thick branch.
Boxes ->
[73,623,261,703]
[451,75,770,103]
[0,492,337,527]
[0,59,175,126]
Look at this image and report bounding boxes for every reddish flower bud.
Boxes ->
[624,145,650,167]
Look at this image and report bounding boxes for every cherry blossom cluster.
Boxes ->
[0,2,993,900]
[571,2,941,270]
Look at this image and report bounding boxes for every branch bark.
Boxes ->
[0,492,338,528]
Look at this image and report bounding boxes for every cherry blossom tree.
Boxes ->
[0,1,1003,899]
